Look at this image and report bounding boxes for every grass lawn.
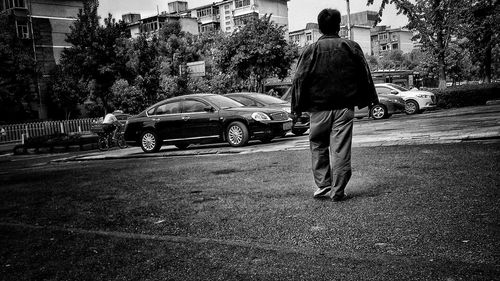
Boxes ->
[1,142,499,280]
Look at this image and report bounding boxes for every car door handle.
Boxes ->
[182,116,190,121]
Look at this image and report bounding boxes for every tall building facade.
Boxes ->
[171,0,289,34]
[289,11,416,57]
[1,0,84,119]
[341,10,379,27]
[125,12,199,39]
[289,23,372,55]
[371,26,414,57]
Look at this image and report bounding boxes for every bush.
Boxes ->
[430,83,500,109]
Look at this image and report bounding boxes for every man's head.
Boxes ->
[318,8,341,35]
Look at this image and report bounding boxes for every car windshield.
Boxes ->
[252,94,287,105]
[204,95,244,109]
[388,83,409,92]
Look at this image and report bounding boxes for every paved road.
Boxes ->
[66,104,500,161]
[0,104,498,167]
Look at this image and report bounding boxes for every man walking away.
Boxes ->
[291,8,378,201]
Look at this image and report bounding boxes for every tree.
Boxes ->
[0,14,37,121]
[60,1,129,115]
[365,54,379,71]
[110,79,145,114]
[458,0,500,83]
[119,34,162,106]
[214,15,299,92]
[48,65,87,119]
[368,0,461,89]
[446,41,474,84]
[157,21,194,99]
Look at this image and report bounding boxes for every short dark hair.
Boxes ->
[318,9,341,35]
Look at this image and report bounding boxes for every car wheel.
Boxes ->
[292,128,308,136]
[175,143,189,150]
[140,131,162,153]
[226,121,249,147]
[370,104,387,120]
[405,100,420,115]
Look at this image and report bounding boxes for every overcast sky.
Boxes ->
[98,0,408,31]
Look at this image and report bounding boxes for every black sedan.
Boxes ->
[124,94,293,153]
[226,92,310,136]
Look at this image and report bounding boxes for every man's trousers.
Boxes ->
[308,108,354,197]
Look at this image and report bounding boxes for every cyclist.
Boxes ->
[102,110,123,140]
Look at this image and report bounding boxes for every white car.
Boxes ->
[375,83,437,114]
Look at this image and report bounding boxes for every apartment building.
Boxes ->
[1,0,84,119]
[341,10,379,27]
[289,23,372,55]
[289,11,416,58]
[171,0,289,34]
[371,26,414,57]
[124,12,199,38]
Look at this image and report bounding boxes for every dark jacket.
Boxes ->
[291,34,378,115]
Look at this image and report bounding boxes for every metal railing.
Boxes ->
[0,118,99,144]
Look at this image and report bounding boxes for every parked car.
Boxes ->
[281,88,405,121]
[375,83,437,114]
[226,92,309,136]
[355,91,406,120]
[275,90,311,135]
[123,94,292,153]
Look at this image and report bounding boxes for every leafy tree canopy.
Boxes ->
[0,14,37,121]
[214,15,298,92]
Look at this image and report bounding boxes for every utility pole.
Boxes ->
[346,0,352,40]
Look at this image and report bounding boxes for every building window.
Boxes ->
[225,16,230,20]
[233,12,257,26]
[225,21,230,25]
[306,33,312,41]
[224,4,230,9]
[340,28,348,38]
[16,23,29,39]
[235,0,250,9]
[392,43,399,49]
[197,7,218,18]
[200,23,219,33]
[4,0,26,9]
[290,34,300,42]
[226,27,231,31]
[378,33,388,40]
[225,10,230,14]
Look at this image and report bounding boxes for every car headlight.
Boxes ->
[282,107,291,113]
[416,94,430,98]
[251,112,271,121]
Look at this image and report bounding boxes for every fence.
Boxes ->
[0,118,100,144]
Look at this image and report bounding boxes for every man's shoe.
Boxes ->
[332,193,347,202]
[313,187,331,198]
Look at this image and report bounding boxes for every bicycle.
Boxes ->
[97,130,127,151]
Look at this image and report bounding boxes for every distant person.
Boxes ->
[102,110,122,140]
[291,8,378,201]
